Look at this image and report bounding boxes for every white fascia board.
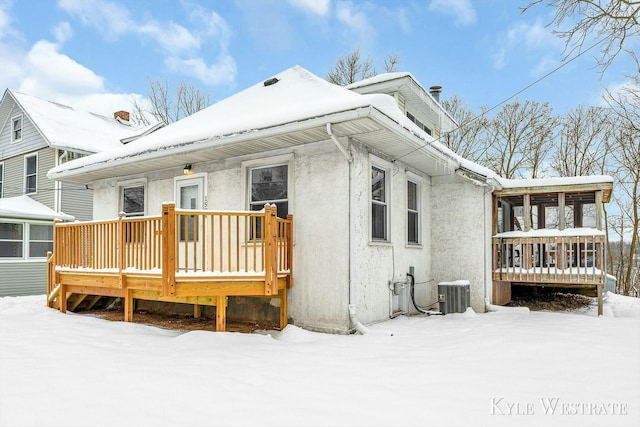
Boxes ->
[48,106,375,181]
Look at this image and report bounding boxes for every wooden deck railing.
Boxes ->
[492,232,606,285]
[51,203,292,297]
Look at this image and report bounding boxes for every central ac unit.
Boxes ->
[438,281,471,314]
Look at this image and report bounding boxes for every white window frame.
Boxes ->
[24,153,38,195]
[11,114,23,143]
[118,179,148,217]
[370,156,391,243]
[0,221,53,260]
[241,154,294,218]
[407,177,420,245]
[27,223,54,259]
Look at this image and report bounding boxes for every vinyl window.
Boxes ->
[25,154,37,194]
[407,180,419,244]
[371,165,388,241]
[12,115,22,142]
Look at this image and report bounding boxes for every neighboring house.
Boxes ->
[0,89,163,296]
[46,66,612,333]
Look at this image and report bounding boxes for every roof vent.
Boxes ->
[263,77,279,87]
[429,86,442,102]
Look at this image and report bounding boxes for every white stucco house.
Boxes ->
[47,66,498,333]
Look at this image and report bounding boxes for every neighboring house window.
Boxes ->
[0,223,23,258]
[12,115,23,142]
[249,164,289,219]
[24,154,37,194]
[0,222,53,259]
[371,165,388,241]
[28,224,53,258]
[0,162,4,197]
[121,185,145,217]
[407,180,419,244]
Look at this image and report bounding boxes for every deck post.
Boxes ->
[287,214,294,288]
[117,212,126,288]
[194,304,201,319]
[60,284,67,314]
[162,203,176,296]
[124,289,134,322]
[216,295,226,331]
[597,283,603,316]
[279,287,288,329]
[263,205,278,296]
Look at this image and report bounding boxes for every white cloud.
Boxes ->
[17,40,104,97]
[336,1,375,45]
[57,0,236,87]
[52,21,73,43]
[428,0,476,26]
[165,55,236,86]
[288,0,330,16]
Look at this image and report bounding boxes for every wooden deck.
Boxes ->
[492,233,606,314]
[46,203,293,331]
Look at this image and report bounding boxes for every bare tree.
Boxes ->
[523,0,640,71]
[551,105,613,176]
[440,95,489,162]
[606,83,640,295]
[483,100,558,179]
[131,78,211,126]
[327,48,401,86]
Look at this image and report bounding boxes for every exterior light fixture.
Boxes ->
[183,164,192,175]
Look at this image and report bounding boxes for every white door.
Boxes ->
[175,176,205,271]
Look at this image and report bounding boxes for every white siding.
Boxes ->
[430,176,490,312]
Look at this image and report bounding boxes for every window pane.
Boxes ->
[372,167,385,202]
[30,224,53,240]
[26,175,36,193]
[26,156,36,174]
[123,186,144,216]
[582,203,596,228]
[408,211,418,243]
[0,223,23,239]
[407,181,417,211]
[372,203,386,240]
[0,241,22,257]
[29,241,53,258]
[251,165,287,202]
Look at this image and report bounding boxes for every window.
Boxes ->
[249,164,288,219]
[28,224,53,258]
[0,162,4,197]
[12,115,22,142]
[0,223,23,258]
[406,111,432,135]
[0,222,53,259]
[371,165,388,241]
[121,185,145,217]
[25,154,37,194]
[407,180,419,244]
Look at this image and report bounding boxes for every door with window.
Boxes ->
[175,176,205,271]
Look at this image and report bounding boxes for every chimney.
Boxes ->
[114,110,130,122]
[429,86,442,102]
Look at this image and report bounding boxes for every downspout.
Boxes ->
[326,123,368,334]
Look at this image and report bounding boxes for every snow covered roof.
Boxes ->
[5,90,162,154]
[49,65,463,182]
[0,196,74,221]
[345,72,413,90]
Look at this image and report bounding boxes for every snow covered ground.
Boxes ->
[1,292,638,427]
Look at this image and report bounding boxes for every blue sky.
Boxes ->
[0,0,635,120]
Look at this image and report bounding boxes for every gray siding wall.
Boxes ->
[0,262,47,296]
[1,147,56,205]
[61,181,93,221]
[0,100,47,157]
